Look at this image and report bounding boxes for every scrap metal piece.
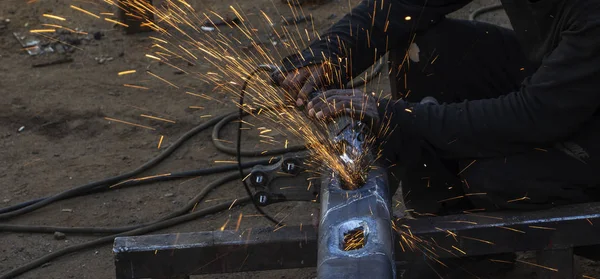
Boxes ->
[13,32,54,56]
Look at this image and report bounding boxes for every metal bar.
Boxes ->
[316,117,396,279]
[317,166,395,279]
[400,202,600,258]
[114,202,600,278]
[113,226,317,279]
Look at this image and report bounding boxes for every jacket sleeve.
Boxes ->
[384,17,600,158]
[281,0,471,84]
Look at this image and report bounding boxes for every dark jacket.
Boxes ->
[283,0,600,165]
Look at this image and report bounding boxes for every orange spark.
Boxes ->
[461,236,495,245]
[145,54,162,61]
[516,259,558,272]
[43,14,66,21]
[458,160,476,175]
[140,114,176,124]
[451,245,467,255]
[528,225,556,230]
[118,70,137,76]
[70,5,100,19]
[498,226,525,234]
[123,84,149,90]
[235,213,243,231]
[146,71,179,88]
[30,29,56,33]
[228,199,238,210]
[219,218,230,231]
[104,117,155,130]
[157,135,164,149]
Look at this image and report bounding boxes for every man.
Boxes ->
[278,0,600,212]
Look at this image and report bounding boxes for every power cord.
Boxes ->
[237,64,287,226]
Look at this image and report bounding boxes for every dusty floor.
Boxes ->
[0,0,599,278]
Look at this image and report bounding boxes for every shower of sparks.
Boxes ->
[31,0,458,269]
[343,228,366,251]
[38,0,395,190]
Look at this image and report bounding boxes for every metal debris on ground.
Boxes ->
[14,32,54,56]
[53,231,66,240]
[95,56,114,64]
[14,28,99,59]
[0,18,9,30]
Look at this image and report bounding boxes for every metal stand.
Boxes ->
[114,202,600,278]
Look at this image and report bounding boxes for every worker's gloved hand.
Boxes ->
[306,89,381,129]
[275,63,335,107]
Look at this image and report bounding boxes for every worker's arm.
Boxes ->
[308,15,600,159]
[280,0,472,102]
[382,17,600,158]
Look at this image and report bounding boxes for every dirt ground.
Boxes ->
[1,0,599,278]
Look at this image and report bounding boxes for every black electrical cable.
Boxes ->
[0,159,274,215]
[0,172,243,234]
[212,112,306,156]
[237,65,286,226]
[0,113,233,220]
[0,110,292,216]
[0,197,250,279]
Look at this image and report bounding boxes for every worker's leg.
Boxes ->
[460,148,600,210]
[384,17,535,209]
[390,17,536,104]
